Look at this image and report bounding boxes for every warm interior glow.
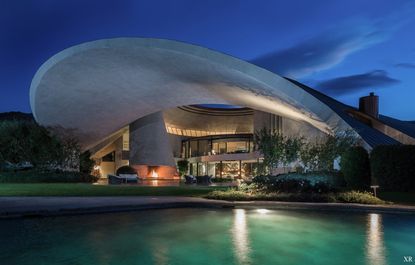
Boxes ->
[151,169,159,178]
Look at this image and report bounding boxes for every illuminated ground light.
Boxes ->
[256,209,270,214]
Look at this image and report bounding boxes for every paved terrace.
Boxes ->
[1,197,415,218]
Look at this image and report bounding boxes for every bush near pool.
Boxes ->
[252,171,345,193]
[340,146,371,189]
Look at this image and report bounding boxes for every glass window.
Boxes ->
[198,162,206,176]
[190,163,197,175]
[215,162,222,177]
[189,140,198,157]
[241,161,254,179]
[102,151,115,162]
[226,141,248,153]
[207,162,216,177]
[222,161,240,178]
[198,140,210,156]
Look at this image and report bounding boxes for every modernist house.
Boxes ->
[30,38,415,179]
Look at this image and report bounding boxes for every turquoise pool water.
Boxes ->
[0,208,414,265]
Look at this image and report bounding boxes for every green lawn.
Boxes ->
[0,183,228,196]
[378,191,415,205]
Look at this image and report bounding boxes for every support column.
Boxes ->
[129,111,177,178]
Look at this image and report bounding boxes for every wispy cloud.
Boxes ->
[250,4,415,78]
[395,62,415,69]
[316,70,400,95]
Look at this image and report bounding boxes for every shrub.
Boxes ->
[252,172,344,193]
[335,191,385,205]
[340,146,371,189]
[370,145,415,191]
[238,183,260,193]
[277,171,345,187]
[211,177,233,183]
[176,160,189,176]
[116,165,137,175]
[204,189,386,204]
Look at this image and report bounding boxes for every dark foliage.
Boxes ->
[211,177,234,183]
[340,146,371,189]
[0,169,98,183]
[80,151,94,174]
[177,160,189,176]
[0,112,34,122]
[252,173,337,193]
[370,145,415,191]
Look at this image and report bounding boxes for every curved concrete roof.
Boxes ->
[30,38,354,149]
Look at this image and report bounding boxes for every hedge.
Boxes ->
[252,171,345,193]
[370,145,415,191]
[0,169,99,183]
[340,146,371,189]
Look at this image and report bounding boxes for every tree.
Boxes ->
[300,130,358,172]
[0,120,84,172]
[282,136,303,171]
[300,141,320,171]
[254,128,285,174]
[177,160,189,176]
[80,151,95,175]
[0,120,58,167]
[48,126,81,171]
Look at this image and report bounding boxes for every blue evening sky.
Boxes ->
[1,0,414,119]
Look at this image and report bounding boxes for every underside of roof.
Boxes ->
[30,38,357,150]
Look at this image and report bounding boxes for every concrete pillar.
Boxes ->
[129,111,178,179]
[129,111,176,167]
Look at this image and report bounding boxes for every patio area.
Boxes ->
[96,178,239,187]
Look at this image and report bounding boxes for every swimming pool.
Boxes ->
[1,208,414,265]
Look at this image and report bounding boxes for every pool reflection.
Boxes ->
[366,213,386,265]
[232,209,251,265]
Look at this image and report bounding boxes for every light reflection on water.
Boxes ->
[1,208,413,265]
[232,209,251,265]
[152,244,169,265]
[366,213,386,265]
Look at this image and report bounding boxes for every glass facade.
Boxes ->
[182,134,253,158]
[184,134,258,179]
[188,160,258,179]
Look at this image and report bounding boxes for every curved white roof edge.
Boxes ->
[30,37,357,149]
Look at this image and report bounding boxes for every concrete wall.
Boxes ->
[129,111,175,167]
[100,162,115,178]
[168,133,184,158]
[114,136,129,171]
[253,110,282,133]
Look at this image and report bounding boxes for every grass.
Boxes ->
[378,191,415,205]
[205,189,387,205]
[0,183,408,206]
[0,183,228,196]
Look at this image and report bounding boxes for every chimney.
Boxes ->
[359,92,379,118]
